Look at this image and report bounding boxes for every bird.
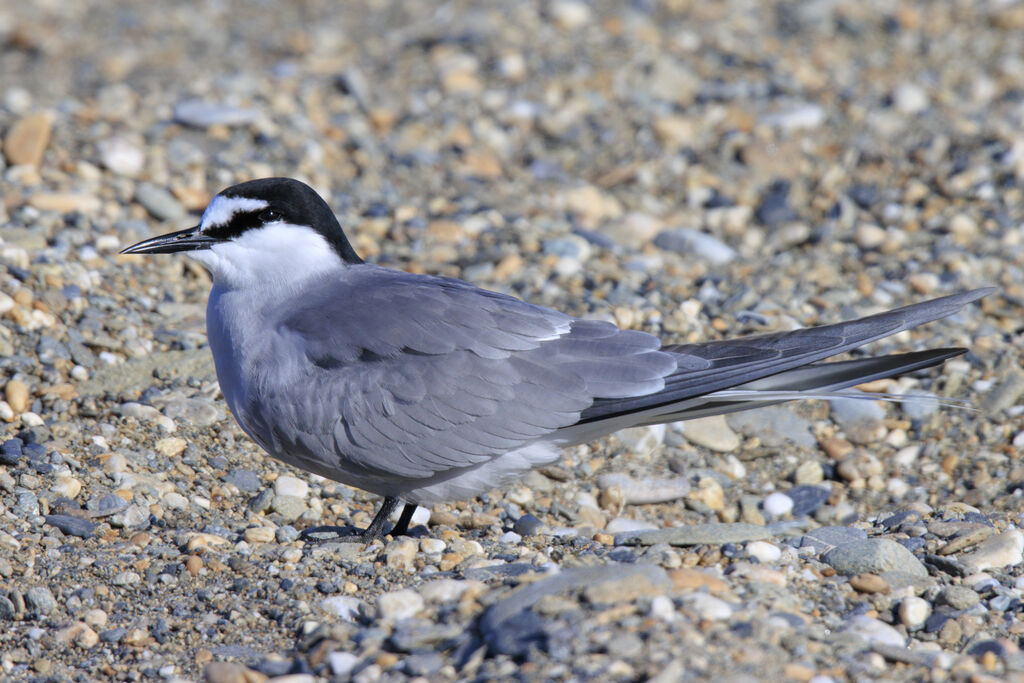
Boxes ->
[121,177,993,540]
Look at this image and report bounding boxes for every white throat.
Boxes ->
[189,223,344,290]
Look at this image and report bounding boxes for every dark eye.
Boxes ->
[259,208,282,222]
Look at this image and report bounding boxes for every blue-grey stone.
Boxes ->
[786,485,830,517]
[799,525,867,553]
[223,468,260,492]
[0,439,22,466]
[822,538,927,577]
[653,228,737,265]
[44,514,98,539]
[25,586,57,616]
[174,99,260,128]
[513,514,546,536]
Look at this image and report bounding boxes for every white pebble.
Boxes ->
[320,596,363,621]
[274,475,309,498]
[376,589,424,621]
[649,595,675,622]
[329,652,360,676]
[747,541,782,564]
[419,538,445,554]
[898,596,930,630]
[681,593,733,621]
[762,492,794,517]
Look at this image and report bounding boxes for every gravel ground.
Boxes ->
[1,1,1023,681]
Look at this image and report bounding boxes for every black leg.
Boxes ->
[391,503,417,537]
[361,496,402,540]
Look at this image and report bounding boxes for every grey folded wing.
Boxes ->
[268,266,677,479]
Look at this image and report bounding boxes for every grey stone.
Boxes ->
[134,182,186,222]
[937,586,980,610]
[615,523,772,547]
[727,406,815,449]
[822,539,928,578]
[44,514,98,538]
[162,398,221,427]
[799,526,868,553]
[654,228,737,265]
[513,514,546,536]
[223,469,260,493]
[25,586,57,616]
[174,99,260,128]
[785,485,831,517]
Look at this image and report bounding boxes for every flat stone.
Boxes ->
[727,406,816,449]
[654,229,737,266]
[615,523,772,547]
[960,529,1024,572]
[44,514,97,539]
[274,475,309,499]
[677,415,741,452]
[799,526,868,553]
[174,99,260,128]
[822,539,928,578]
[376,588,424,621]
[829,397,887,444]
[583,564,672,604]
[4,112,53,166]
[319,596,364,621]
[596,473,690,505]
[135,182,187,221]
[27,193,102,214]
[842,615,905,648]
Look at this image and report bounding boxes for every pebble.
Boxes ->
[274,475,309,499]
[829,398,887,444]
[4,112,53,166]
[785,485,831,516]
[320,596,364,622]
[746,541,782,564]
[54,622,99,648]
[4,380,30,414]
[936,586,980,610]
[512,514,546,536]
[376,589,425,622]
[960,529,1024,572]
[680,593,734,621]
[822,539,928,578]
[597,473,691,505]
[762,492,794,518]
[174,99,260,128]
[844,615,905,648]
[135,182,187,221]
[849,573,890,594]
[385,538,418,570]
[899,596,932,630]
[97,136,145,177]
[678,415,741,452]
[44,514,97,538]
[25,586,58,616]
[654,229,738,266]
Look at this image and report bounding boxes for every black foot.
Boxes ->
[298,497,420,543]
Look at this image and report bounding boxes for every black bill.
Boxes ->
[119,225,216,254]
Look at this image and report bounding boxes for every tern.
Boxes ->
[121,177,993,540]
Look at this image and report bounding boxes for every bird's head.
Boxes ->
[121,177,362,287]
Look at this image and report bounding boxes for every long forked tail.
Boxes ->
[565,287,993,438]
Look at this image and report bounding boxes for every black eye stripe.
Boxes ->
[203,210,269,240]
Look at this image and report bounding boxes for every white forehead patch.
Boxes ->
[200,195,269,231]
